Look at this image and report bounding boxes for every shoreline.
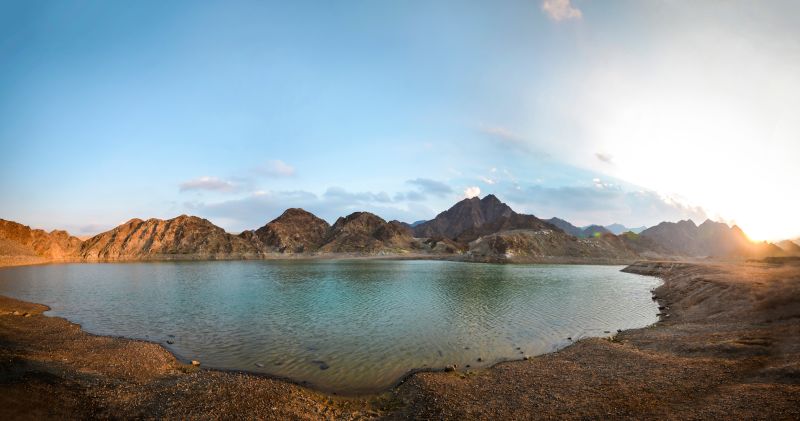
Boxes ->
[0,253,643,270]
[2,261,799,418]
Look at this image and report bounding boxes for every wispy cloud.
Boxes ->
[504,184,707,227]
[179,176,238,192]
[406,178,453,197]
[256,159,296,178]
[542,0,582,22]
[478,124,532,153]
[323,187,392,204]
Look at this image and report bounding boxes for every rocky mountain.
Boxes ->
[637,219,776,258]
[0,219,83,265]
[78,215,261,261]
[545,218,612,238]
[320,212,414,253]
[582,225,612,238]
[415,195,553,242]
[604,223,647,235]
[242,208,330,253]
[545,218,584,237]
[777,240,800,255]
[413,195,515,239]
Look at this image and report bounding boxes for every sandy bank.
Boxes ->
[1,261,799,419]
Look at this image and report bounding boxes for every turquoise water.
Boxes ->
[0,260,659,394]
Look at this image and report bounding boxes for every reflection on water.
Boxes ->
[0,260,659,393]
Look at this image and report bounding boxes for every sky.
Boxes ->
[1,0,798,241]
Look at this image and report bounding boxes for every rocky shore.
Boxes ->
[2,261,799,419]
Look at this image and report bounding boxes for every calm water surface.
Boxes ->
[0,260,659,393]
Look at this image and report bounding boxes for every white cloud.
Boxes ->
[257,159,296,178]
[179,176,237,192]
[480,176,496,185]
[464,186,481,198]
[542,0,582,22]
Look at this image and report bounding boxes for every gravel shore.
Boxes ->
[1,261,798,419]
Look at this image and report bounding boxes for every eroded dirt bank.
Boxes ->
[1,261,799,419]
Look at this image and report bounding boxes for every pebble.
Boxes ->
[444,365,455,372]
[255,363,264,368]
[191,360,200,366]
[477,357,483,362]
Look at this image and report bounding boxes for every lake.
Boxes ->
[0,260,659,394]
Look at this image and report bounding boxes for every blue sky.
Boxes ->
[2,1,798,240]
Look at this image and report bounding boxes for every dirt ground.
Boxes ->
[1,261,799,420]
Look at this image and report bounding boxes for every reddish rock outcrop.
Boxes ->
[78,215,261,261]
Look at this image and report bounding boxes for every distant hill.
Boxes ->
[637,219,780,258]
[582,225,612,238]
[546,218,584,237]
[604,223,647,235]
[777,240,800,255]
[545,218,614,238]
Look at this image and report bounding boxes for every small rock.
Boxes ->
[477,357,483,362]
[523,355,530,360]
[166,340,174,345]
[12,311,20,316]
[444,365,455,372]
[604,331,610,334]
[617,329,622,333]
[255,363,264,368]
[465,364,471,368]
[519,351,524,354]
[658,306,667,310]
[191,360,200,366]
[567,337,572,341]
[23,313,31,317]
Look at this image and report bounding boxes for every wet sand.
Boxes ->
[1,261,799,419]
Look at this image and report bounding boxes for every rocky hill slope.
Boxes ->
[467,229,638,263]
[638,219,781,258]
[0,219,83,265]
[78,215,261,261]
[413,195,516,239]
[320,212,415,253]
[241,208,331,253]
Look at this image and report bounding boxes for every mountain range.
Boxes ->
[1,194,794,266]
